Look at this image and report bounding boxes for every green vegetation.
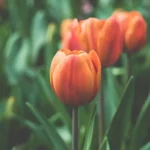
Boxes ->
[0,0,150,150]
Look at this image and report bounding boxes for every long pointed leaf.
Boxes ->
[129,94,150,150]
[83,104,96,150]
[107,76,135,150]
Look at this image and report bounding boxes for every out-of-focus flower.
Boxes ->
[82,0,93,14]
[113,10,147,53]
[61,17,122,67]
[50,49,101,106]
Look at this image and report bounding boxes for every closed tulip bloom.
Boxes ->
[50,49,101,106]
[113,10,147,53]
[61,17,122,67]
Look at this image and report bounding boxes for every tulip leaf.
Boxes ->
[22,119,53,148]
[4,33,20,60]
[47,0,72,21]
[14,38,30,74]
[4,33,21,84]
[26,102,68,150]
[129,94,150,150]
[140,142,150,150]
[103,68,120,129]
[107,76,135,150]
[36,72,72,130]
[31,11,47,64]
[83,103,96,150]
[99,137,110,150]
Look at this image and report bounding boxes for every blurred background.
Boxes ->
[0,0,150,150]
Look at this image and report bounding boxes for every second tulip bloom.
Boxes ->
[61,17,123,67]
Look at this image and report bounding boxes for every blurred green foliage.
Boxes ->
[0,0,150,150]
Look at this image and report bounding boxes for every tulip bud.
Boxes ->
[50,49,101,106]
[61,17,122,67]
[113,10,147,53]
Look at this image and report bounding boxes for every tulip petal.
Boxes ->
[97,17,122,66]
[125,16,147,52]
[50,49,70,89]
[52,54,95,106]
[89,50,101,93]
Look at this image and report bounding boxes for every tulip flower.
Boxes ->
[50,49,101,106]
[113,10,147,53]
[61,17,122,67]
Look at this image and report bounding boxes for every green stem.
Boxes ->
[99,89,104,144]
[99,78,104,144]
[72,107,78,150]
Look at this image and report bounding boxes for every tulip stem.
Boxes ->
[72,107,78,150]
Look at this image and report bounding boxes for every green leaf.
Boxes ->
[70,0,82,17]
[99,137,110,150]
[4,33,20,60]
[47,0,72,21]
[14,38,30,74]
[129,94,150,150]
[103,68,121,130]
[107,76,135,150]
[4,33,21,84]
[4,35,30,83]
[83,103,96,150]
[31,11,47,64]
[140,142,150,150]
[7,0,32,36]
[36,72,72,130]
[23,119,50,142]
[26,102,68,150]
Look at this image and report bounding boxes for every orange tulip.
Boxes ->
[113,10,147,53]
[50,49,101,106]
[61,17,123,67]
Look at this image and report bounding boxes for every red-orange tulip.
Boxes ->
[50,49,101,106]
[113,10,147,53]
[61,17,122,67]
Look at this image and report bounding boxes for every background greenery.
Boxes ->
[0,0,150,150]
